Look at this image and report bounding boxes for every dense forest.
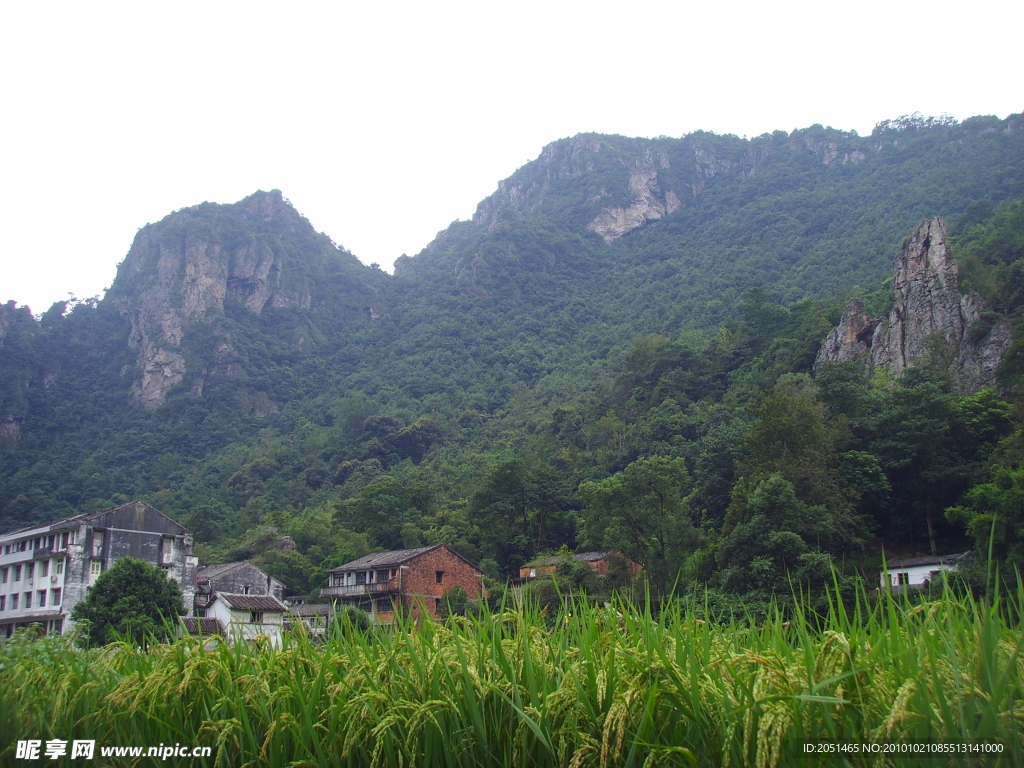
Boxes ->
[2,112,1024,602]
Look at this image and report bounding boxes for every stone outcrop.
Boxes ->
[587,167,682,242]
[110,190,379,408]
[815,217,1010,392]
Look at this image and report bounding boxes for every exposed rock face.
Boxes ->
[815,218,1010,392]
[587,167,682,242]
[110,190,378,408]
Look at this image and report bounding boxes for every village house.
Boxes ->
[0,501,198,638]
[881,551,971,591]
[321,544,484,622]
[185,560,292,646]
[283,600,332,638]
[183,592,288,648]
[193,560,285,615]
[518,550,641,582]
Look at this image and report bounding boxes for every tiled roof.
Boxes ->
[181,617,222,634]
[328,546,441,572]
[885,551,971,569]
[289,603,332,617]
[527,551,617,568]
[215,594,287,612]
[197,561,251,580]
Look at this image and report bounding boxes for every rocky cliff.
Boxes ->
[465,128,876,246]
[815,217,1011,391]
[109,190,385,408]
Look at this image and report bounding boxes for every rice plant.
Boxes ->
[0,580,1021,767]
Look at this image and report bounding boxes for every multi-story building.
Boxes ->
[0,500,198,638]
[321,544,484,622]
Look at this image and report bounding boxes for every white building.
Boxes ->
[184,592,287,648]
[0,501,198,638]
[881,551,971,591]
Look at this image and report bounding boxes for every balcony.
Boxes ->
[320,580,398,599]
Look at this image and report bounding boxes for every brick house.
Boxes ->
[518,550,641,581]
[321,545,484,622]
[0,500,198,638]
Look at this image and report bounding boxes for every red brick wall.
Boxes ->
[398,546,483,619]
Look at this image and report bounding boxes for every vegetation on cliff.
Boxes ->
[1,113,1024,599]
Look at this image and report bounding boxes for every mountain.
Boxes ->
[107,190,390,408]
[2,112,1024,592]
[816,217,1011,392]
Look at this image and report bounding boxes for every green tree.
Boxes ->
[947,464,1024,572]
[579,456,695,592]
[718,473,832,593]
[71,557,185,646]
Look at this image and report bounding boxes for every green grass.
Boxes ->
[1,583,1021,767]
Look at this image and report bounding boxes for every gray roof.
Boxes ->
[289,603,332,618]
[197,561,274,581]
[214,593,287,612]
[1,500,186,538]
[528,550,619,568]
[181,617,222,634]
[328,546,441,572]
[885,551,971,569]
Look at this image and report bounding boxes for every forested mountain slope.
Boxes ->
[2,112,1023,596]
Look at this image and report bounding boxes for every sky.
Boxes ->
[1,0,1021,314]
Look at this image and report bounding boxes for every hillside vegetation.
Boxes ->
[2,113,1024,599]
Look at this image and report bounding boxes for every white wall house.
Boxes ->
[881,551,971,590]
[0,501,198,638]
[201,593,287,648]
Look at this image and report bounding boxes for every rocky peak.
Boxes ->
[815,217,1010,392]
[109,190,379,409]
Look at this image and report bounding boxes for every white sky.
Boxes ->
[1,1,1021,314]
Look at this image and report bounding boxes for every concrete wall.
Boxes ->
[202,563,284,600]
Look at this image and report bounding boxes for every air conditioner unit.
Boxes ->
[51,575,59,584]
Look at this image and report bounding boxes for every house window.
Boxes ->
[37,590,46,607]
[898,572,910,585]
[435,571,444,584]
[90,560,102,579]
[24,592,31,608]
[332,574,343,587]
[435,598,441,612]
[355,572,366,585]
[10,594,18,609]
[55,559,64,575]
[2,545,8,555]
[26,562,34,580]
[40,560,49,577]
[377,570,389,583]
[161,537,174,564]
[249,611,264,624]
[13,565,21,582]
[93,531,104,557]
[0,595,5,610]
[48,535,55,549]
[243,585,250,595]
[1,567,7,583]
[50,588,61,605]
[196,606,206,618]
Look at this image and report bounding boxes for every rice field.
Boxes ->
[0,584,1021,767]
